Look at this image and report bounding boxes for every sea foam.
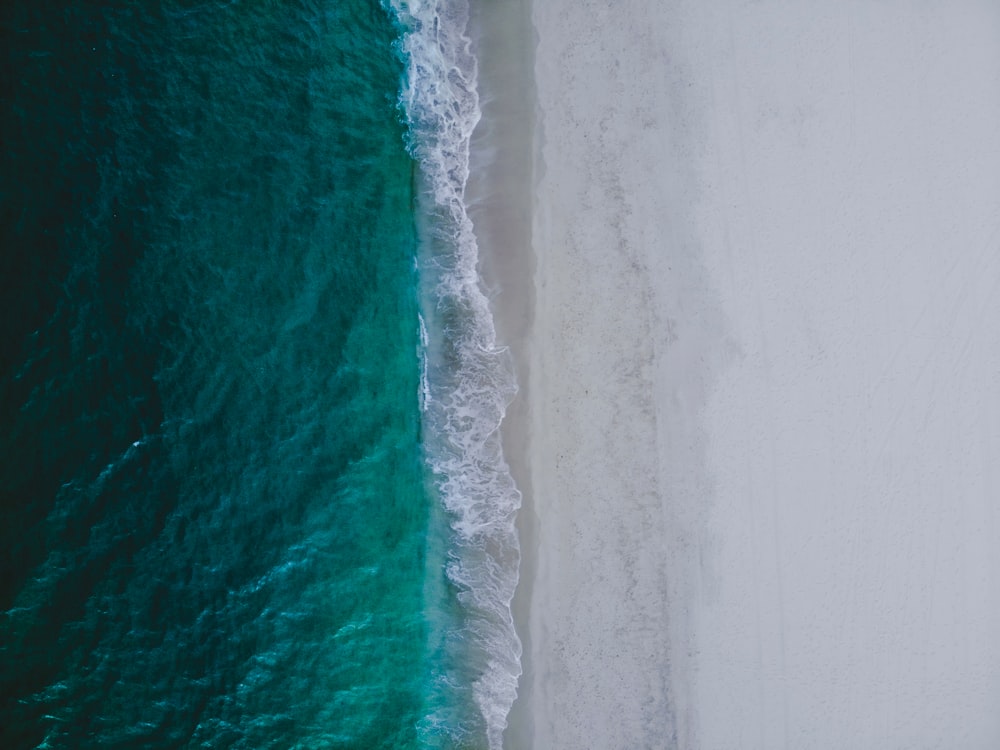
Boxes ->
[390,0,522,746]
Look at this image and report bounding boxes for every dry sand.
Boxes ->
[496,1,1000,748]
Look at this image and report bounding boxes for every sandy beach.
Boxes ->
[489,1,1000,748]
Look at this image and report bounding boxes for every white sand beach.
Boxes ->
[493,1,1000,748]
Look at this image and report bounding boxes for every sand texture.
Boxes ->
[505,1,1000,748]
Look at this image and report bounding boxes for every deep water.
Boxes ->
[1,2,433,747]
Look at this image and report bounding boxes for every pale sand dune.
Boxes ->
[501,1,1000,748]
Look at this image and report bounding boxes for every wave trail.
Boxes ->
[390,1,522,747]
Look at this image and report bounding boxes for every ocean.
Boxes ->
[1,1,520,748]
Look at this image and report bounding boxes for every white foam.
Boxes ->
[390,1,522,747]
[418,313,431,411]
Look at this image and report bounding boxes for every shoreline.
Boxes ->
[470,0,728,745]
[461,0,537,746]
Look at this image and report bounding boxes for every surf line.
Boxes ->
[391,0,523,746]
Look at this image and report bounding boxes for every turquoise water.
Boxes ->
[2,0,521,747]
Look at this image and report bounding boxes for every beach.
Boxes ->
[490,1,1000,747]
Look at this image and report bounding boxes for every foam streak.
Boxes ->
[391,1,523,747]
